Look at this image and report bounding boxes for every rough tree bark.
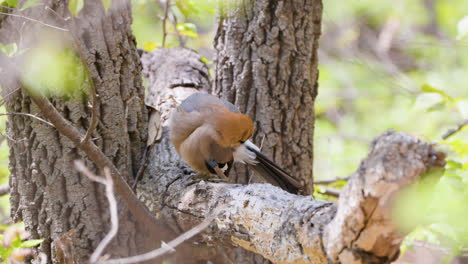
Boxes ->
[0,1,164,262]
[214,0,322,194]
[138,48,446,264]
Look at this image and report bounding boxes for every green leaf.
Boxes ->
[5,0,18,7]
[10,236,21,249]
[143,41,158,52]
[101,0,111,11]
[200,56,210,65]
[68,0,84,16]
[0,43,17,57]
[446,160,462,170]
[19,239,43,248]
[421,83,452,101]
[176,23,198,38]
[456,16,468,40]
[0,245,13,261]
[19,0,42,11]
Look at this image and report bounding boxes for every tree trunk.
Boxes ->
[0,1,152,262]
[214,0,322,194]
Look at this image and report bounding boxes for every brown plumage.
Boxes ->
[169,93,301,193]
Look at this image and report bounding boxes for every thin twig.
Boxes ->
[161,0,170,47]
[74,161,118,263]
[0,11,68,32]
[441,119,468,140]
[97,208,221,264]
[0,184,9,196]
[132,145,154,190]
[81,80,99,144]
[319,187,340,197]
[0,112,54,127]
[156,0,185,47]
[314,176,349,185]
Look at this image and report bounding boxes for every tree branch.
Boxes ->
[441,119,468,139]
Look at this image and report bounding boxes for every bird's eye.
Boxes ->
[239,140,245,144]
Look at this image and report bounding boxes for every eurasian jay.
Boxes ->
[169,93,301,194]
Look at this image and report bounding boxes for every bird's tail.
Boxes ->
[245,143,301,194]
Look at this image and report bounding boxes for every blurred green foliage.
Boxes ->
[317,0,468,261]
[21,35,89,100]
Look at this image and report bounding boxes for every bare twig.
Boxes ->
[314,176,349,185]
[161,0,170,47]
[156,0,185,47]
[97,208,220,264]
[318,187,340,197]
[0,184,9,196]
[132,145,154,190]
[0,112,54,127]
[441,119,468,140]
[74,161,118,263]
[0,11,68,32]
[81,81,99,144]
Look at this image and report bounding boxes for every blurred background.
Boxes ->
[1,0,467,262]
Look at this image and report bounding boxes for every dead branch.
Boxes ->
[441,119,468,139]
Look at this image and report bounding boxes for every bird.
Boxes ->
[169,92,301,194]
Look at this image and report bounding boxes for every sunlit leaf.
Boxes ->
[446,160,462,170]
[21,39,89,99]
[102,0,111,11]
[10,236,21,249]
[456,16,468,40]
[143,41,158,52]
[176,23,198,38]
[5,0,18,7]
[19,0,42,11]
[19,239,43,248]
[68,0,84,16]
[200,56,210,65]
[0,43,17,57]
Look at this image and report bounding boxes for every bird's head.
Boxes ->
[212,110,254,148]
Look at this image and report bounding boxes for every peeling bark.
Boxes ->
[138,48,445,263]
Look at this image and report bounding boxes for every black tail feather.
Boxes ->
[246,146,301,194]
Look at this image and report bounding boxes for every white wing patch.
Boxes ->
[233,140,259,164]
